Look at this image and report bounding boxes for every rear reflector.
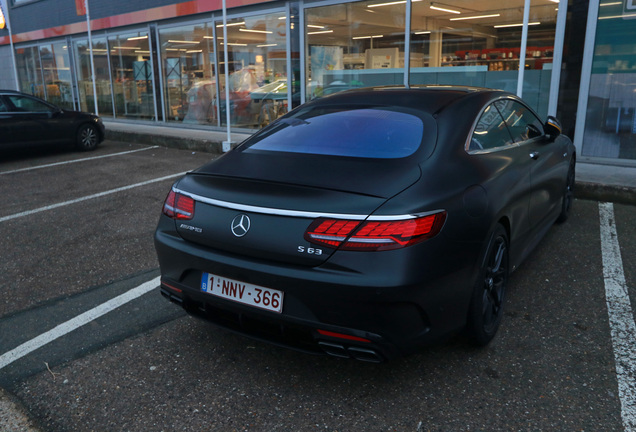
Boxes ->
[162,190,195,220]
[305,211,446,251]
[317,329,371,343]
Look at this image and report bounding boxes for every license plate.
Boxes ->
[201,272,283,313]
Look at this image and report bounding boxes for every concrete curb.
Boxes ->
[0,388,43,432]
[575,182,636,206]
[106,129,227,154]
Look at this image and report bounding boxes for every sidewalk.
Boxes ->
[105,121,636,206]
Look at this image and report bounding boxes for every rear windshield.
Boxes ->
[243,106,424,159]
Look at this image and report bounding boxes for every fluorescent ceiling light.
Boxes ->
[307,24,325,29]
[430,3,461,14]
[168,40,199,44]
[307,30,333,35]
[414,31,431,34]
[186,50,203,53]
[114,46,141,50]
[203,36,214,39]
[127,35,148,41]
[368,1,406,7]
[216,21,246,28]
[599,12,636,18]
[221,42,248,46]
[450,13,500,21]
[494,22,541,28]
[134,50,150,54]
[257,43,278,47]
[239,28,273,34]
[352,35,383,39]
[600,1,622,5]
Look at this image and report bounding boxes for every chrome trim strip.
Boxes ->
[173,187,444,221]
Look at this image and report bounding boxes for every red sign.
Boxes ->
[75,0,86,16]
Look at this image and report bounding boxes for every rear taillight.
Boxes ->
[304,211,446,251]
[162,190,195,220]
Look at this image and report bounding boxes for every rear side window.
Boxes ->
[469,104,514,151]
[494,99,544,143]
[244,107,424,159]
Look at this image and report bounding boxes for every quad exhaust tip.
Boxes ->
[318,341,384,363]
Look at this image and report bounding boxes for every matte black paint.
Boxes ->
[154,86,576,360]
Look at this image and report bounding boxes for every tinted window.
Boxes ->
[494,99,543,143]
[469,104,513,151]
[244,106,424,159]
[0,98,8,113]
[7,95,54,113]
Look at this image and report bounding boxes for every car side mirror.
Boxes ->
[544,116,562,138]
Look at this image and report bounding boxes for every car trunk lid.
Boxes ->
[173,170,418,266]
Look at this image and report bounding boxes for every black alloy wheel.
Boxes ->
[556,158,575,223]
[467,224,509,346]
[76,123,99,151]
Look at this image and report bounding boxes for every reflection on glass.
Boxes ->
[108,32,155,120]
[305,0,406,98]
[73,37,114,116]
[582,2,636,161]
[216,13,288,129]
[15,46,45,99]
[159,23,216,125]
[40,42,74,110]
[408,0,556,117]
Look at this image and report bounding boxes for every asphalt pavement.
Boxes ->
[1,122,635,431]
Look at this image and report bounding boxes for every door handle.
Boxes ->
[529,151,540,160]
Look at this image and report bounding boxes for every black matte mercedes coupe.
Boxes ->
[154,86,576,362]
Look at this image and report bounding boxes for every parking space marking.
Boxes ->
[599,202,636,431]
[0,146,160,176]
[0,277,160,370]
[0,172,186,223]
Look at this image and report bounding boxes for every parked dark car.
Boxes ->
[155,86,576,362]
[0,90,105,151]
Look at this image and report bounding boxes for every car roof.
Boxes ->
[310,85,512,115]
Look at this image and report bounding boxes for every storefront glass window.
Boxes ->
[582,2,636,161]
[40,41,74,110]
[305,0,406,99]
[73,37,114,116]
[159,23,216,125]
[108,31,155,120]
[216,12,288,128]
[409,0,557,118]
[15,46,45,99]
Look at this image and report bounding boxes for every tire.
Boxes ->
[556,158,575,223]
[466,224,509,346]
[76,123,100,151]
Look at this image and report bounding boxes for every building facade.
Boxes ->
[0,0,634,165]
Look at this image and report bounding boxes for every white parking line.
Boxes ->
[0,172,187,223]
[0,277,160,370]
[0,146,160,176]
[599,202,636,431]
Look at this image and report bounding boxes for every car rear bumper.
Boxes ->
[155,221,481,361]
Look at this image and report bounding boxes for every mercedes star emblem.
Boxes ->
[231,214,251,237]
